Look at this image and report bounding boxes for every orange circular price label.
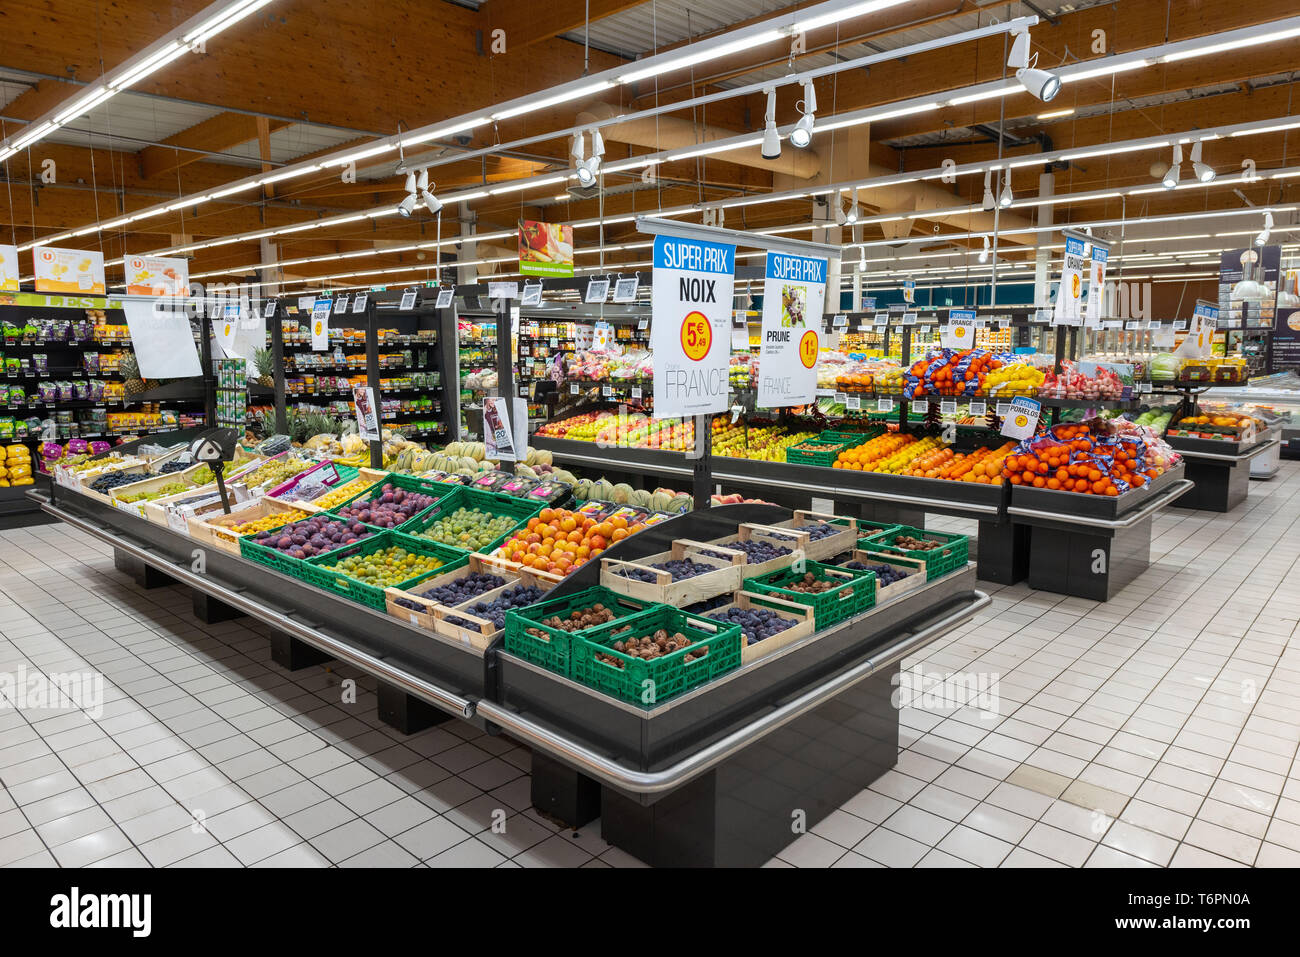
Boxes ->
[680,312,712,361]
[223,323,232,337]
[798,330,818,369]
[1014,414,1029,428]
[314,321,323,335]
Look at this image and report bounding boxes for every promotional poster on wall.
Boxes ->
[518,220,574,277]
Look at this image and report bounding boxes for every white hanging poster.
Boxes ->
[311,298,332,350]
[33,245,106,295]
[1053,235,1086,326]
[123,300,202,379]
[651,234,735,417]
[942,309,976,349]
[757,250,826,408]
[1085,244,1108,327]
[212,305,240,357]
[0,244,18,292]
[351,384,380,441]
[1000,396,1042,440]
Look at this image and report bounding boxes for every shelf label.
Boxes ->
[570,382,579,395]
[835,392,847,405]
[400,289,418,310]
[637,317,649,331]
[877,398,893,412]
[968,400,987,417]
[602,385,614,397]
[585,278,610,304]
[434,287,454,309]
[488,281,517,301]
[263,299,277,319]
[941,399,957,415]
[832,313,847,328]
[631,386,642,399]
[1138,382,1153,393]
[1000,396,1041,440]
[902,312,917,326]
[911,399,927,414]
[352,292,368,313]
[996,401,1011,417]
[521,281,543,307]
[1173,320,1187,331]
[845,395,862,411]
[333,295,349,314]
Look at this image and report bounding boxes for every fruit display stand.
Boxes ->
[33,448,987,868]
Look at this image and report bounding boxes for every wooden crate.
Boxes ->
[601,539,746,605]
[187,498,312,555]
[476,549,565,586]
[703,523,809,578]
[701,591,817,665]
[143,484,232,530]
[109,462,213,519]
[845,550,927,604]
[71,462,153,504]
[269,466,387,513]
[768,511,859,562]
[384,553,539,630]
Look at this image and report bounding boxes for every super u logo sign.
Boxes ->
[651,235,736,418]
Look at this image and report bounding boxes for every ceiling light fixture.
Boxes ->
[999,178,1013,207]
[396,172,417,218]
[1256,211,1274,247]
[979,235,991,263]
[1037,107,1075,120]
[844,187,861,225]
[1008,27,1061,102]
[790,80,817,149]
[1190,140,1215,183]
[761,88,781,160]
[1162,145,1182,189]
[982,170,996,210]
[417,169,442,214]
[574,128,604,186]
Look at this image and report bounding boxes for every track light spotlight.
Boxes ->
[396,171,417,218]
[1190,141,1215,183]
[999,180,1013,208]
[575,128,604,187]
[1256,211,1274,247]
[982,170,995,211]
[790,80,816,149]
[761,88,781,160]
[1162,145,1182,189]
[979,235,990,264]
[1008,28,1060,102]
[844,187,861,226]
[416,170,442,214]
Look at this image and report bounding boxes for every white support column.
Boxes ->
[1034,171,1054,309]
[457,202,478,286]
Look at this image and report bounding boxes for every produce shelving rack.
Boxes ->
[31,453,986,868]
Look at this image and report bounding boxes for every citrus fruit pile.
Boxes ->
[1000,423,1168,495]
[496,507,640,577]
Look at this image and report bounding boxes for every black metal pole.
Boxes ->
[270,302,287,435]
[366,301,382,469]
[693,413,712,509]
[196,309,217,429]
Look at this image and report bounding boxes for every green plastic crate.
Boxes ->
[783,439,848,468]
[859,525,969,580]
[324,472,455,522]
[744,561,876,628]
[820,426,886,445]
[503,586,659,676]
[399,485,542,554]
[852,520,903,548]
[238,514,382,576]
[571,606,742,707]
[300,531,466,610]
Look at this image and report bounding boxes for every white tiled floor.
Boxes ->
[1,461,1298,867]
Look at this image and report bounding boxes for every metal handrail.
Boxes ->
[474,591,991,794]
[1173,438,1280,463]
[1007,478,1194,530]
[34,494,476,719]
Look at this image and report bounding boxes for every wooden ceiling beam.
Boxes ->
[138,111,291,180]
[477,0,651,55]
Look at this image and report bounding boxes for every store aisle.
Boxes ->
[1,465,1298,868]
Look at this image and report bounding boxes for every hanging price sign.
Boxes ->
[1000,396,1041,439]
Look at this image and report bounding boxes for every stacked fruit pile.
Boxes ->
[495,508,639,577]
[116,481,188,504]
[597,628,703,667]
[334,487,439,528]
[618,558,716,583]
[707,606,800,646]
[317,545,445,587]
[227,510,305,536]
[396,572,506,612]
[245,456,316,490]
[1040,362,1125,400]
[445,584,548,630]
[843,560,912,586]
[999,422,1173,495]
[832,432,914,470]
[983,361,1046,397]
[89,470,143,494]
[906,350,1008,398]
[250,515,374,559]
[305,477,375,510]
[412,507,519,552]
[931,442,1017,484]
[899,447,954,478]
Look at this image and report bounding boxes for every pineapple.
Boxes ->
[120,351,147,397]
[253,347,275,387]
